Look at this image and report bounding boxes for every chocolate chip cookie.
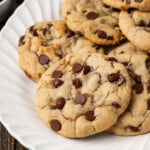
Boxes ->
[119,11,150,52]
[35,53,131,138]
[62,0,124,45]
[102,0,150,11]
[108,49,150,135]
[18,21,103,81]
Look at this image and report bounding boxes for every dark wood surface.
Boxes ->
[0,0,28,149]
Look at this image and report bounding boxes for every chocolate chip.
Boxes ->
[86,12,98,20]
[73,79,82,89]
[112,102,121,109]
[52,70,63,78]
[66,29,75,38]
[93,44,101,50]
[147,99,150,110]
[85,110,96,121]
[117,75,126,86]
[135,0,143,2]
[138,20,145,26]
[74,94,87,105]
[51,105,57,110]
[95,30,107,39]
[134,75,142,84]
[107,57,118,62]
[127,125,140,132]
[50,120,61,131]
[146,57,150,72]
[107,36,114,40]
[56,98,66,109]
[29,26,38,36]
[108,72,119,82]
[39,55,49,65]
[83,65,91,75]
[19,35,25,46]
[76,31,83,36]
[72,63,83,73]
[48,23,53,28]
[53,79,64,88]
[122,62,132,67]
[147,80,150,93]
[41,28,47,35]
[132,83,144,94]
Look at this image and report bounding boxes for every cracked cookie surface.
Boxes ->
[62,0,124,45]
[35,53,131,138]
[102,0,150,11]
[18,20,103,82]
[108,48,150,135]
[119,11,150,52]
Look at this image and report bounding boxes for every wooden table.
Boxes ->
[0,0,27,149]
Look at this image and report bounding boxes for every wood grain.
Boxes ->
[0,123,27,150]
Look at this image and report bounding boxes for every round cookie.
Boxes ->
[18,21,103,82]
[35,53,131,138]
[119,11,150,52]
[102,0,150,12]
[62,0,124,45]
[108,49,150,135]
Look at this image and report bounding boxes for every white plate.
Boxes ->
[0,0,149,149]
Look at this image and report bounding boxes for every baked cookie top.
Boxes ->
[35,53,131,138]
[108,49,150,135]
[62,0,124,45]
[109,42,148,55]
[102,0,150,11]
[119,11,150,52]
[18,20,102,81]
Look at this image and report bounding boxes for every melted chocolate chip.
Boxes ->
[112,102,121,109]
[108,72,119,82]
[138,20,145,26]
[107,36,114,40]
[127,125,140,132]
[85,110,96,121]
[147,80,150,93]
[52,70,63,78]
[51,105,57,110]
[146,57,150,72]
[107,57,118,62]
[93,44,101,50]
[39,55,49,65]
[134,75,142,83]
[76,31,83,36]
[74,94,87,105]
[41,28,47,35]
[50,120,61,131]
[132,83,144,94]
[73,79,82,89]
[53,79,64,88]
[95,30,107,39]
[86,12,98,20]
[29,26,38,36]
[56,98,66,109]
[72,63,83,73]
[147,99,150,110]
[19,36,25,46]
[66,29,75,38]
[83,65,91,75]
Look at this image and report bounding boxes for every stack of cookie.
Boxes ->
[18,0,150,138]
